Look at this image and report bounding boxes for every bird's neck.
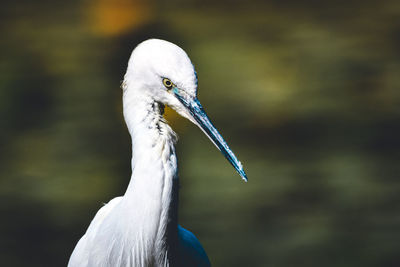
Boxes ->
[122,90,179,265]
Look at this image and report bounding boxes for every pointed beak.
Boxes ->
[172,87,247,182]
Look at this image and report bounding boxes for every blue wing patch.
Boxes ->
[177,225,211,267]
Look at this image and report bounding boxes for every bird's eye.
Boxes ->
[162,78,173,89]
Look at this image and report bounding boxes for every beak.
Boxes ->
[173,87,247,182]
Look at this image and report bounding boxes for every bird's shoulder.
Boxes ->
[68,197,123,267]
[177,225,211,267]
[87,196,123,232]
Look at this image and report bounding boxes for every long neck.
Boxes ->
[122,90,179,265]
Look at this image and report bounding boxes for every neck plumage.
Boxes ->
[122,90,179,266]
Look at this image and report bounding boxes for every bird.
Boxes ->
[68,39,247,267]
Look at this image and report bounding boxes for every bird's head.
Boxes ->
[123,39,247,181]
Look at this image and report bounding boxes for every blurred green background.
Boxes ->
[1,0,400,266]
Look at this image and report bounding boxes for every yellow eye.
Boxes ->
[162,78,173,89]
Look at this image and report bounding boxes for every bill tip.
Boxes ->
[240,170,248,182]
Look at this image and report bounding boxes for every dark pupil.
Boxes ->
[165,80,171,86]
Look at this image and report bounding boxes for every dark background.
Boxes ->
[1,0,400,266]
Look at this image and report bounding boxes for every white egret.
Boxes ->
[68,39,247,267]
